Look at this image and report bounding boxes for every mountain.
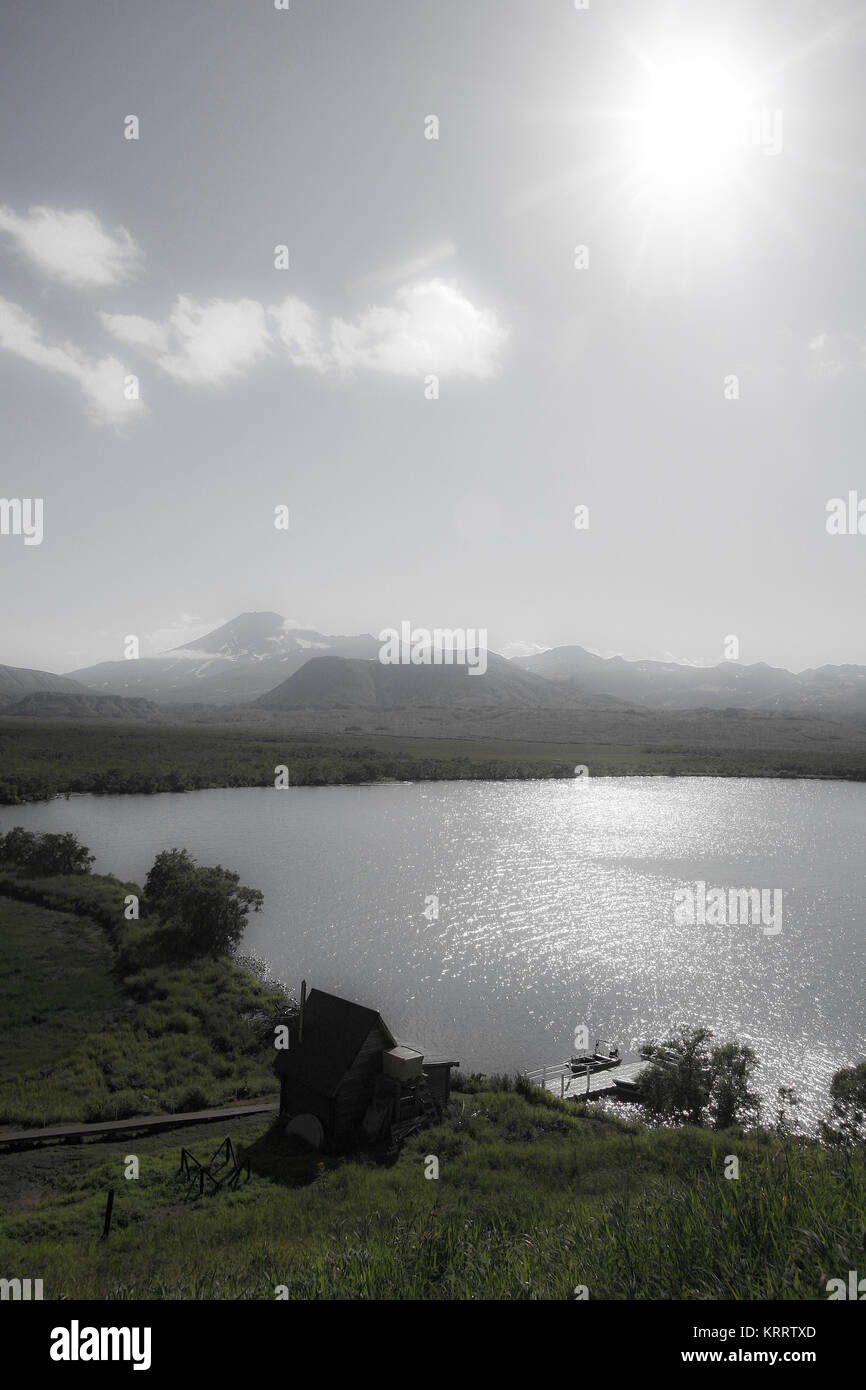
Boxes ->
[258,650,620,712]
[513,647,866,717]
[3,692,160,720]
[0,664,88,709]
[251,649,866,751]
[66,613,382,705]
[48,614,866,720]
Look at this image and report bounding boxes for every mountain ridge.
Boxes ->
[0,663,88,709]
[514,645,866,715]
[14,610,866,718]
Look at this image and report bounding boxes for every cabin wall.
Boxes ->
[281,1078,334,1133]
[333,1024,392,1139]
[423,1064,453,1110]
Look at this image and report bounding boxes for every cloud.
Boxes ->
[0,296,141,425]
[2,247,504,420]
[101,294,271,385]
[268,298,331,374]
[807,330,866,378]
[497,640,551,661]
[0,205,142,288]
[270,279,508,379]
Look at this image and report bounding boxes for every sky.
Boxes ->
[1,0,865,674]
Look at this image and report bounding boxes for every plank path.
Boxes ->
[523,1060,650,1100]
[0,1102,278,1154]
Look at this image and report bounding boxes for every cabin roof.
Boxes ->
[274,988,396,1097]
[386,1046,422,1063]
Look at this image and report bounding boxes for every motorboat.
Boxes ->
[569,1039,622,1075]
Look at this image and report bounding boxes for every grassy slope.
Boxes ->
[0,896,123,1084]
[0,878,287,1128]
[0,1090,862,1299]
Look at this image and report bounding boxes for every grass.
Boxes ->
[3,720,865,804]
[0,873,289,1128]
[0,896,123,1084]
[0,1087,862,1299]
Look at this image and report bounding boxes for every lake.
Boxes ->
[2,778,864,1129]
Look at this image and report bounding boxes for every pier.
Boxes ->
[523,1060,650,1101]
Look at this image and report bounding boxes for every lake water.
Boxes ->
[2,779,864,1129]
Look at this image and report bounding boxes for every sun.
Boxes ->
[629,45,754,203]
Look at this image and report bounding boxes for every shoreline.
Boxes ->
[3,718,866,805]
[4,766,866,810]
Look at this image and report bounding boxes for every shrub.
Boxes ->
[0,828,94,875]
[636,1027,760,1129]
[171,1087,210,1114]
[820,1061,866,1151]
[143,849,263,959]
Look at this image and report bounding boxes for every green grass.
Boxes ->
[0,1088,862,1299]
[0,875,288,1128]
[2,721,865,804]
[0,896,123,1083]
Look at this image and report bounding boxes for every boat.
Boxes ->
[569,1040,622,1075]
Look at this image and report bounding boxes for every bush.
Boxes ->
[636,1027,760,1129]
[0,828,93,875]
[820,1061,866,1150]
[143,849,263,959]
[83,1091,142,1123]
[171,1087,210,1113]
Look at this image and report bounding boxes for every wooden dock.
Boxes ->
[0,1102,279,1154]
[523,1060,650,1101]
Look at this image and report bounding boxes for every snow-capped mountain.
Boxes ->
[66,612,382,705]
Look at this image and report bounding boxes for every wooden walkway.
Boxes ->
[0,1064,651,1155]
[0,1101,279,1154]
[523,1060,650,1100]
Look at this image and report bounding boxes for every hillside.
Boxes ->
[0,1073,862,1300]
[0,874,287,1127]
[257,650,622,712]
[0,663,88,708]
[3,692,161,719]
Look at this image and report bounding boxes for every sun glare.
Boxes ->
[631,47,753,200]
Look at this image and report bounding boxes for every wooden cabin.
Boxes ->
[274,987,458,1150]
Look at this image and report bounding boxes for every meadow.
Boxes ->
[2,719,863,805]
[0,1084,863,1299]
